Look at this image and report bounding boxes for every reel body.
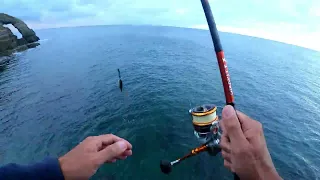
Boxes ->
[189,104,221,155]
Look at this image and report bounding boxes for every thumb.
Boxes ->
[222,105,246,144]
[98,141,128,163]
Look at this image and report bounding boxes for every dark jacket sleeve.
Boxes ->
[0,158,64,180]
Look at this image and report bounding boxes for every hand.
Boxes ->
[59,134,132,180]
[220,105,281,180]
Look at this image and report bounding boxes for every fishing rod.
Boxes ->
[201,0,234,106]
[160,0,240,179]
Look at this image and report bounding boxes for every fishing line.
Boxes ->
[117,68,131,122]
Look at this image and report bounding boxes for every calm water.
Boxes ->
[0,26,320,180]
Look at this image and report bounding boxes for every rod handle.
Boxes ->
[227,102,235,107]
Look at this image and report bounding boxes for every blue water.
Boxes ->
[0,25,320,180]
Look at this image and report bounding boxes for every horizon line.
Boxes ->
[26,24,320,52]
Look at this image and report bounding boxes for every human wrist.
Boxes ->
[258,160,281,180]
[58,156,70,180]
[262,168,281,180]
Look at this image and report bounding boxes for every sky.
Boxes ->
[1,0,320,51]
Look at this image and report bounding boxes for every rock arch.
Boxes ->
[0,13,40,55]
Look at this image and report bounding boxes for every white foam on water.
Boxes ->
[13,52,23,56]
[39,39,49,42]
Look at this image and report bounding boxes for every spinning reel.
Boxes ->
[190,104,221,155]
[160,104,222,174]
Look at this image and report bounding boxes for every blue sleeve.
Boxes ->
[0,158,64,180]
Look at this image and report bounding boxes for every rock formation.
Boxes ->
[0,13,40,56]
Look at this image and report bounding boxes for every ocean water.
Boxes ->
[0,25,320,180]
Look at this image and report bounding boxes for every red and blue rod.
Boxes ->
[200,0,235,107]
[200,0,239,179]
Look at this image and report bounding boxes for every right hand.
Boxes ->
[59,134,132,180]
[220,105,281,180]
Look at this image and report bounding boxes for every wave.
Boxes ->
[12,52,23,56]
[39,39,49,42]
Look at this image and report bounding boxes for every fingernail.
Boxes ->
[117,141,127,151]
[223,105,235,118]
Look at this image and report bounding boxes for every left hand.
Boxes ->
[59,134,132,180]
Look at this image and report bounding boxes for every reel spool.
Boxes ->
[189,104,221,151]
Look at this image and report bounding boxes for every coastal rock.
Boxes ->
[0,26,17,52]
[0,56,10,69]
[15,45,28,52]
[17,38,28,46]
[0,13,40,56]
[27,42,40,49]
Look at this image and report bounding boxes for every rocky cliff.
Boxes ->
[0,13,40,56]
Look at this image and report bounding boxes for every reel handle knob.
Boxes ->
[160,160,172,174]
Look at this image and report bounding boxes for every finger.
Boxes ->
[220,135,231,153]
[236,111,264,144]
[116,138,132,150]
[221,151,231,163]
[224,160,232,171]
[122,150,132,157]
[243,124,264,145]
[236,111,255,132]
[117,150,132,160]
[122,139,132,150]
[116,155,127,160]
[219,121,227,134]
[96,134,132,152]
[97,134,122,147]
[106,158,117,163]
[222,105,246,144]
[97,140,128,163]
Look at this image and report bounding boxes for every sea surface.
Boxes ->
[0,25,320,180]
